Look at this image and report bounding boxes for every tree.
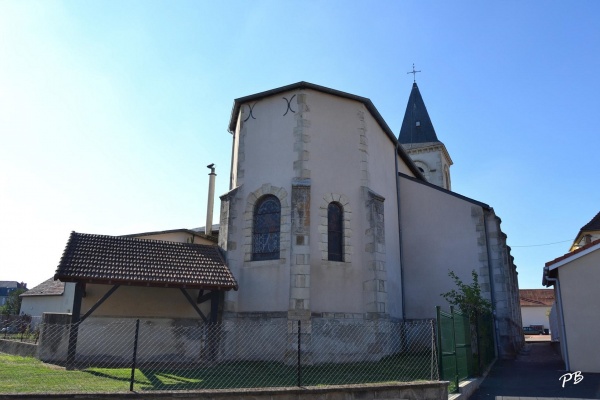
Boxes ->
[441,270,492,319]
[0,288,27,316]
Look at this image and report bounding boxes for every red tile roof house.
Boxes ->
[543,236,600,373]
[519,289,554,333]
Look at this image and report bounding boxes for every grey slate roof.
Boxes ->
[398,83,440,144]
[20,277,64,297]
[581,211,600,231]
[54,232,238,290]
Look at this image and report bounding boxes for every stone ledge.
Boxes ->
[0,381,448,400]
[448,358,497,400]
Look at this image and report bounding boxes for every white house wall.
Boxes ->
[521,306,550,329]
[558,248,600,373]
[20,283,76,317]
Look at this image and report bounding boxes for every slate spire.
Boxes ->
[398,82,439,144]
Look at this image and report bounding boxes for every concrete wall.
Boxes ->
[558,248,600,373]
[521,306,550,329]
[38,314,212,365]
[0,381,448,400]
[0,339,37,358]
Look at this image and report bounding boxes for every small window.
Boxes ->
[252,195,281,261]
[328,202,343,261]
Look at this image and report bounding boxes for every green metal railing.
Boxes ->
[436,306,495,392]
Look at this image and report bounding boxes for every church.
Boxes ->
[52,80,523,362]
[218,80,522,357]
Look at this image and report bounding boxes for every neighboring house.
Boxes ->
[0,281,27,306]
[52,81,523,360]
[20,278,75,318]
[519,289,554,331]
[569,211,600,251]
[543,212,600,373]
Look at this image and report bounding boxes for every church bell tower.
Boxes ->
[398,78,453,190]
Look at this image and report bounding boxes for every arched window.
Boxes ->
[252,195,281,261]
[328,202,343,261]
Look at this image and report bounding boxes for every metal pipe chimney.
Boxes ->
[205,164,216,236]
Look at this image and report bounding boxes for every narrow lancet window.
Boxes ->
[328,202,343,261]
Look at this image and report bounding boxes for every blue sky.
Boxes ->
[1,1,599,290]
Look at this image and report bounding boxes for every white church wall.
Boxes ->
[399,176,486,320]
[307,91,373,315]
[223,92,298,315]
[223,88,417,320]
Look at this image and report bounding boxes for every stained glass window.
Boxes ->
[252,195,281,261]
[328,202,343,261]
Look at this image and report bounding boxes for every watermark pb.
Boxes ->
[560,371,584,388]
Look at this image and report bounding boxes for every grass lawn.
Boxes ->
[0,352,436,393]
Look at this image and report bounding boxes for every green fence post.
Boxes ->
[436,306,443,382]
[450,306,458,392]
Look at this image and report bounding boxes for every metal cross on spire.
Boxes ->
[407,63,421,83]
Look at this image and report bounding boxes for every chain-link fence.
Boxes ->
[7,317,438,392]
[1,315,41,343]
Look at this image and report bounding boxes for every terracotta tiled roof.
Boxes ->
[54,232,238,290]
[519,289,554,307]
[546,237,600,268]
[20,277,64,296]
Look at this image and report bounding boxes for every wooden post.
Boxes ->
[67,282,84,369]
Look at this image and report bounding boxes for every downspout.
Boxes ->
[545,274,570,371]
[483,211,500,357]
[395,141,406,320]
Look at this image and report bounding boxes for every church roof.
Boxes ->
[54,232,238,290]
[228,81,425,180]
[398,83,440,145]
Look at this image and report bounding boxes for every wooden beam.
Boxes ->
[210,291,219,324]
[180,288,208,323]
[79,284,120,323]
[198,291,213,304]
[67,282,84,369]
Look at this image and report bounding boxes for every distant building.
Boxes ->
[20,278,75,318]
[519,289,553,331]
[0,281,27,306]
